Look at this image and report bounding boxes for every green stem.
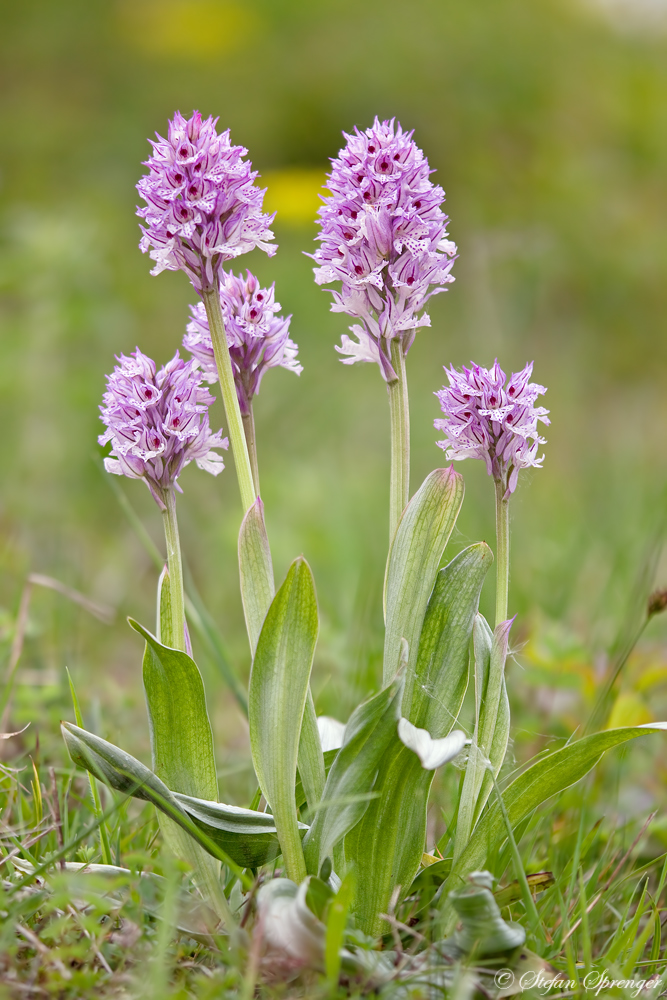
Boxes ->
[279,818,308,884]
[202,285,256,512]
[161,488,186,653]
[387,338,410,542]
[242,407,261,498]
[494,479,510,627]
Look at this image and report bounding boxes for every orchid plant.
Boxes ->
[62,112,667,984]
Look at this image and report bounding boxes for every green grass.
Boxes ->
[3,751,667,996]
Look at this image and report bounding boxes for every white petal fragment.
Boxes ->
[398,717,466,770]
[316,715,346,753]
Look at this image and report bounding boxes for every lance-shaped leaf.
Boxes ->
[240,502,325,813]
[249,557,319,883]
[450,877,525,957]
[295,749,339,811]
[173,792,307,869]
[131,618,218,803]
[345,739,432,937]
[239,497,275,656]
[410,543,492,733]
[440,721,667,931]
[298,690,326,813]
[61,723,292,870]
[131,612,221,907]
[454,614,511,861]
[347,541,489,936]
[303,674,404,875]
[383,468,464,704]
[473,617,510,826]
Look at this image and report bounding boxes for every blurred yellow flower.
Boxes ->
[262,168,326,227]
[607,691,653,729]
[116,0,258,57]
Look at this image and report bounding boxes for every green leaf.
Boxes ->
[476,617,513,784]
[248,556,319,883]
[454,614,511,859]
[182,571,248,716]
[238,497,275,656]
[343,541,488,936]
[383,468,464,708]
[173,792,306,869]
[303,674,404,875]
[410,543,492,734]
[101,465,247,715]
[60,722,281,872]
[131,618,218,803]
[450,879,525,957]
[440,722,667,930]
[157,565,174,648]
[344,739,431,936]
[298,690,326,813]
[131,613,221,907]
[305,874,334,921]
[295,748,339,811]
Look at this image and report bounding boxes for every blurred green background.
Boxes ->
[2,0,667,801]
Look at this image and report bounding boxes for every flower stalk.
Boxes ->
[388,338,410,540]
[202,285,257,512]
[242,408,261,497]
[494,480,510,628]
[161,487,186,652]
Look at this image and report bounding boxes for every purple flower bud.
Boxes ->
[311,118,457,381]
[434,360,550,496]
[136,111,277,293]
[99,348,228,509]
[183,269,302,416]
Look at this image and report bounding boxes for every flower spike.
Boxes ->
[183,270,302,416]
[312,117,456,381]
[137,111,276,293]
[435,360,549,497]
[99,348,228,509]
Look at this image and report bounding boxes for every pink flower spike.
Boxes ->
[99,348,228,509]
[137,111,276,293]
[183,269,302,416]
[311,117,456,381]
[435,360,549,496]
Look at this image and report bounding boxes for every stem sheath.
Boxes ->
[387,338,410,542]
[494,479,510,627]
[161,488,186,653]
[242,408,261,498]
[202,285,256,512]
